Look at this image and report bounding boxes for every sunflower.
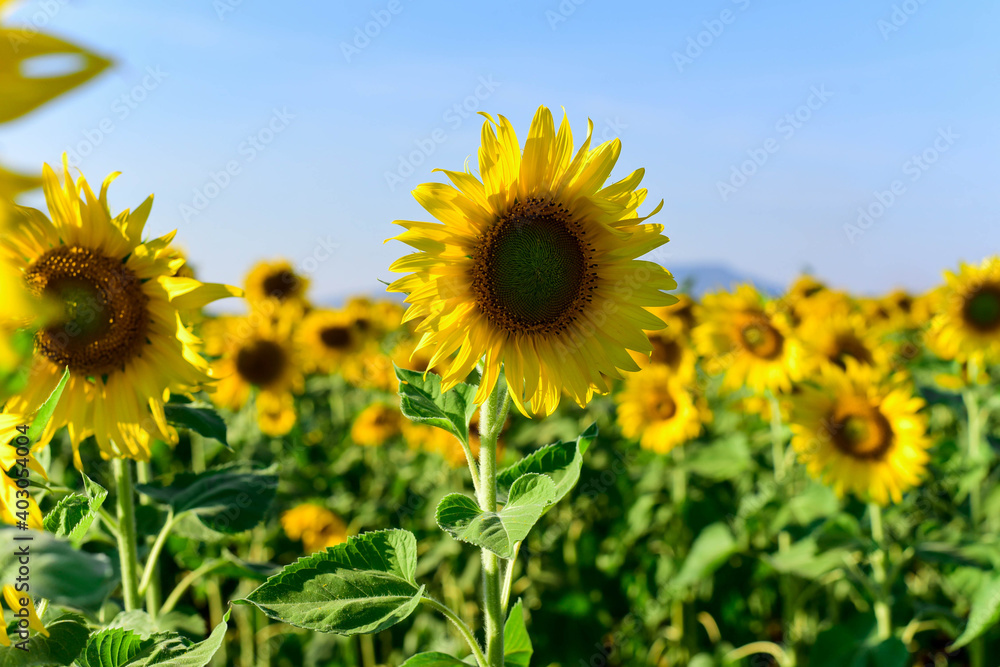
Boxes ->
[789,361,930,505]
[350,402,402,446]
[343,296,404,340]
[280,504,348,553]
[402,421,468,468]
[0,160,240,466]
[628,302,697,380]
[298,309,366,375]
[203,309,303,436]
[798,309,892,375]
[244,259,310,313]
[615,365,709,454]
[387,106,676,416]
[927,257,1000,365]
[693,284,803,394]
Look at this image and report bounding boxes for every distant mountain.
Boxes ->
[313,263,785,307]
[668,263,785,297]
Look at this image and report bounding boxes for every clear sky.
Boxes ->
[3,0,998,305]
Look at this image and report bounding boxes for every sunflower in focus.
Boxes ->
[244,259,310,314]
[927,257,1000,365]
[388,106,677,416]
[789,361,930,505]
[203,310,303,436]
[298,309,365,375]
[280,504,348,553]
[615,365,709,454]
[351,402,402,446]
[0,160,240,466]
[694,284,803,394]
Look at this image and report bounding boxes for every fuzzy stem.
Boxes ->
[113,458,141,612]
[135,460,162,619]
[422,597,488,667]
[869,502,892,640]
[478,379,510,667]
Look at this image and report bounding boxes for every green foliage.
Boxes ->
[436,474,557,559]
[240,529,425,635]
[42,474,106,546]
[163,403,229,447]
[496,424,596,508]
[0,614,89,665]
[75,612,228,667]
[395,365,478,446]
[503,600,532,667]
[136,465,277,533]
[950,573,1000,649]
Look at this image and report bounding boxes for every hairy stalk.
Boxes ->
[869,503,892,640]
[962,367,985,667]
[478,378,510,667]
[136,460,162,619]
[769,394,798,663]
[113,458,141,612]
[422,597,488,667]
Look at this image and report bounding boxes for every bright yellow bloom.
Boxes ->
[298,309,365,375]
[388,106,677,416]
[615,365,709,454]
[244,259,310,313]
[927,257,1000,366]
[789,361,930,505]
[628,302,697,380]
[0,160,241,466]
[280,504,347,553]
[203,310,303,436]
[798,309,892,375]
[693,284,804,394]
[343,296,405,339]
[350,402,402,446]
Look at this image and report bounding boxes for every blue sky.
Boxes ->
[3,0,997,306]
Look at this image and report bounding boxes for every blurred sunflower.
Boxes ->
[298,309,365,375]
[244,259,310,313]
[629,303,697,380]
[344,296,404,339]
[351,402,402,446]
[693,284,803,394]
[781,274,828,326]
[402,421,467,467]
[615,365,709,454]
[280,504,348,553]
[789,361,930,505]
[388,105,676,416]
[798,309,891,374]
[203,309,303,436]
[927,257,1000,365]
[0,160,240,465]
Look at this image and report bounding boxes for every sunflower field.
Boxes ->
[2,4,1000,667]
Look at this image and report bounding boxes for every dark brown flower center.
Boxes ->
[962,283,1000,333]
[739,315,784,360]
[471,198,596,335]
[830,403,893,461]
[319,325,352,350]
[649,391,678,421]
[235,339,287,387]
[831,334,873,368]
[650,336,683,369]
[25,245,149,375]
[262,269,301,302]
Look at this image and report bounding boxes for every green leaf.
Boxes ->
[26,368,70,443]
[42,475,107,546]
[765,538,849,579]
[504,599,532,667]
[136,466,277,533]
[0,527,114,612]
[670,522,737,590]
[163,404,229,447]
[398,654,468,667]
[395,365,478,446]
[436,474,557,559]
[0,614,89,665]
[497,424,596,509]
[869,639,908,667]
[239,529,425,635]
[684,435,750,480]
[950,572,1000,649]
[75,611,229,667]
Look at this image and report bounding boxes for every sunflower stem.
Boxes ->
[962,362,986,667]
[478,377,510,667]
[112,458,141,612]
[868,502,892,641]
[136,460,163,620]
[768,393,786,481]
